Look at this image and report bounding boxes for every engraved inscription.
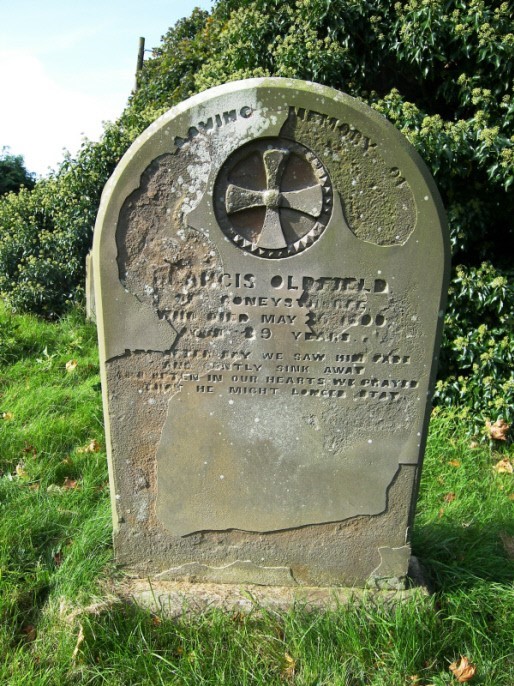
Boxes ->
[174,105,254,150]
[281,106,417,246]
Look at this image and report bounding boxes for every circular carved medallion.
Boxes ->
[214,138,333,258]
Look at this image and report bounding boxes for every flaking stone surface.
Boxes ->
[93,78,449,586]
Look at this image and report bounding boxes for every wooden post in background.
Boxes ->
[134,37,145,92]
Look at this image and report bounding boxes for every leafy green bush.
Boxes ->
[0,122,145,317]
[435,262,514,434]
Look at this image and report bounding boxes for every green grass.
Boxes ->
[0,304,512,685]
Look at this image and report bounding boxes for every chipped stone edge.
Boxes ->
[367,545,412,591]
[113,567,429,619]
[154,559,296,586]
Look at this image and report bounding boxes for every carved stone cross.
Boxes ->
[225,148,324,249]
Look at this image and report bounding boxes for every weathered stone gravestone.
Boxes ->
[93,78,449,588]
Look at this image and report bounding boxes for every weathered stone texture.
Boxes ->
[93,78,449,587]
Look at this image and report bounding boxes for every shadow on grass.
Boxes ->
[412,517,514,591]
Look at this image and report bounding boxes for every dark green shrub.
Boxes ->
[0,148,35,196]
[0,122,145,317]
[435,262,514,434]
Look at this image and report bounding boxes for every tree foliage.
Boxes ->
[0,148,35,196]
[0,0,512,428]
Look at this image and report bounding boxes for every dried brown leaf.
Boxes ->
[66,359,78,373]
[449,656,476,682]
[53,551,64,566]
[444,492,457,503]
[448,459,461,468]
[493,457,513,474]
[63,477,78,490]
[77,439,101,454]
[22,624,37,642]
[500,533,514,560]
[486,419,510,441]
[282,652,296,680]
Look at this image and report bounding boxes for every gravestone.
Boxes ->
[93,78,449,588]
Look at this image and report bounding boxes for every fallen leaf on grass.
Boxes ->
[47,478,79,494]
[449,656,476,682]
[53,551,64,566]
[66,359,78,373]
[448,459,461,468]
[63,477,78,490]
[493,457,513,474]
[500,533,514,560]
[486,419,510,441]
[443,492,457,503]
[282,653,296,680]
[22,443,37,456]
[77,439,101,454]
[438,507,445,518]
[509,493,514,501]
[2,411,13,420]
[21,624,37,642]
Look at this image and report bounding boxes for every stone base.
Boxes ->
[115,557,429,618]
